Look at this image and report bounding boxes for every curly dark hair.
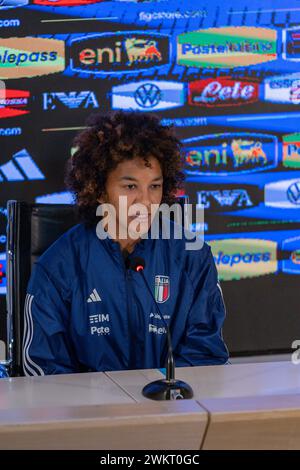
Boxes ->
[65,111,185,226]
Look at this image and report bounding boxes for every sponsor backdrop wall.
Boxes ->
[1,0,300,359]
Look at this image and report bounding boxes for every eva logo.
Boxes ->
[184,133,278,176]
[177,27,277,68]
[43,90,99,110]
[209,238,278,281]
[197,189,254,210]
[70,32,170,75]
[188,78,259,107]
[0,37,65,79]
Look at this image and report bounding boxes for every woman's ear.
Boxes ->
[97,192,107,204]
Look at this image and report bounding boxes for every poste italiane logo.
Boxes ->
[177,27,277,68]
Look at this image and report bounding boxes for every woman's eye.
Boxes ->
[151,184,162,189]
[126,185,136,190]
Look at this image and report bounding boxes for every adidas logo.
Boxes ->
[87,288,101,303]
[0,149,45,182]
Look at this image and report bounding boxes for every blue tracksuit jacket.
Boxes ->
[23,222,228,376]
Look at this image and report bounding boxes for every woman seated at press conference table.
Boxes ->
[23,111,228,376]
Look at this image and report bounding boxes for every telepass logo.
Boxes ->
[0,37,65,79]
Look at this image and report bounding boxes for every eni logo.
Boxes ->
[70,32,169,75]
[184,133,278,176]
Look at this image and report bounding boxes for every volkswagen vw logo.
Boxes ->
[287,181,300,204]
[134,83,162,108]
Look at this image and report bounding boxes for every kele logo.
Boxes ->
[0,37,65,79]
[188,78,259,107]
[70,32,169,75]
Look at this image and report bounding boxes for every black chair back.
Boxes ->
[6,202,79,376]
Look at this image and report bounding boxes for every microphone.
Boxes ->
[128,256,193,401]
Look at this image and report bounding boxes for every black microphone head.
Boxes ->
[130,256,146,272]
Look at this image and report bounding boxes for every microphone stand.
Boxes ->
[136,267,193,400]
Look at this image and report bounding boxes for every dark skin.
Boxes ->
[98,156,163,253]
